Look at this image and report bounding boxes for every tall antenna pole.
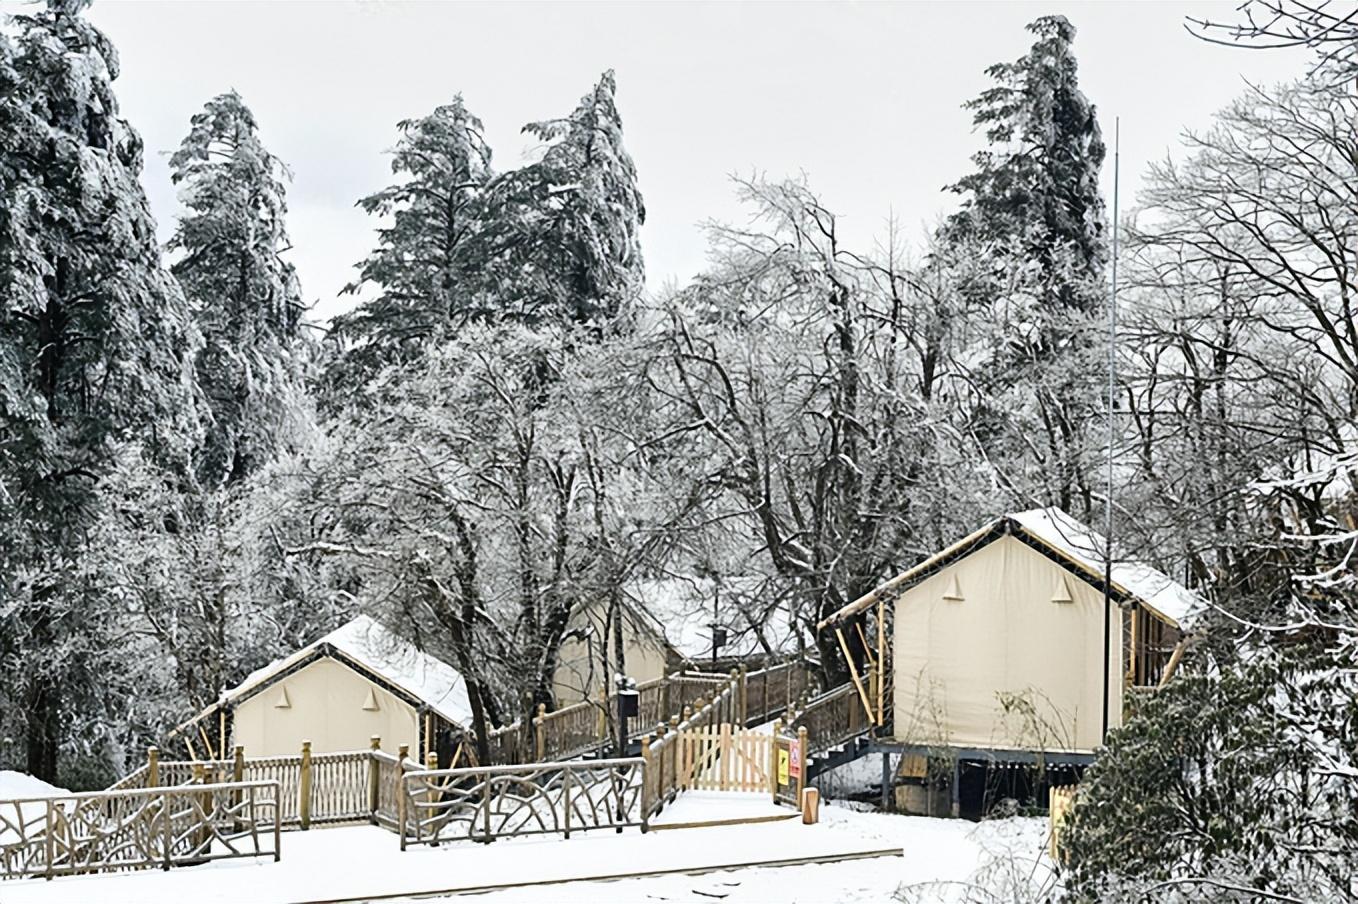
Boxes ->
[1101,119,1121,743]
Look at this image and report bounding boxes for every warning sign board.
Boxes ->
[788,740,801,778]
[777,749,789,785]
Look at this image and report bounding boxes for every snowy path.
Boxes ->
[410,806,1055,903]
[649,790,794,826]
[1,806,913,904]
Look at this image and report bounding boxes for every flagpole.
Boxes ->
[1101,118,1121,744]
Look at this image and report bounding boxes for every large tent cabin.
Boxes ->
[172,616,474,763]
[820,508,1200,818]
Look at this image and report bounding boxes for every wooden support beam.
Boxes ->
[834,626,877,725]
[1158,639,1188,688]
[876,599,886,725]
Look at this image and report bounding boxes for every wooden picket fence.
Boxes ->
[680,724,773,793]
[1049,784,1077,861]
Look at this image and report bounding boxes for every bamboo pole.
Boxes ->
[1158,639,1188,688]
[834,626,877,724]
[876,599,886,725]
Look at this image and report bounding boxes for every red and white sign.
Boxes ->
[788,739,801,778]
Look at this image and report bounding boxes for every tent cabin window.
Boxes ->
[1124,604,1181,687]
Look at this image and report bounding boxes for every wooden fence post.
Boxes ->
[299,740,312,831]
[770,719,782,802]
[796,726,808,806]
[44,798,54,880]
[397,744,409,850]
[231,745,245,832]
[368,736,381,824]
[534,703,547,761]
[481,765,493,842]
[639,737,651,822]
[147,746,160,788]
[191,762,209,854]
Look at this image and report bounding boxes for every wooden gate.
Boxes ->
[679,724,779,793]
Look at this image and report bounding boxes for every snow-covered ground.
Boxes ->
[415,805,1054,903]
[0,771,66,800]
[0,771,70,847]
[1,798,1053,904]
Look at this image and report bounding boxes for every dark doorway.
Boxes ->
[957,760,1085,821]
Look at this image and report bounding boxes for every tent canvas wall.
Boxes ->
[892,533,1124,752]
[885,509,1195,754]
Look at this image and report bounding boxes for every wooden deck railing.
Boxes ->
[743,660,818,725]
[0,780,281,880]
[785,682,869,756]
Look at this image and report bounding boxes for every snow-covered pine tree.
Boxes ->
[483,70,645,325]
[326,95,493,400]
[169,90,309,489]
[0,0,198,782]
[945,14,1105,310]
[933,15,1106,516]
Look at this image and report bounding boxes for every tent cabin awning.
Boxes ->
[169,616,474,747]
[818,507,1204,632]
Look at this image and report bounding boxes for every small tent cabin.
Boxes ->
[172,616,473,762]
[554,577,803,705]
[821,508,1200,815]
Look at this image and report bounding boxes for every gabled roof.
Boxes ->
[623,576,802,662]
[220,615,473,726]
[820,508,1204,630]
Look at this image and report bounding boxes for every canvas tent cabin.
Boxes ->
[820,508,1200,817]
[553,576,804,705]
[171,616,474,763]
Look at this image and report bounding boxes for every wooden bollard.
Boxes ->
[368,736,381,824]
[299,740,313,830]
[802,787,820,824]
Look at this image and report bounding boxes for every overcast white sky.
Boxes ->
[76,1,1310,322]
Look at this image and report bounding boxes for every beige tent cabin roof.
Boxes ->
[208,616,474,727]
[821,507,1204,630]
[625,575,803,662]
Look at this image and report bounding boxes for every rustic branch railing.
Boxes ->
[0,781,280,881]
[400,758,646,846]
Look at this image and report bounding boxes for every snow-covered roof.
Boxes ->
[221,615,473,727]
[822,507,1204,629]
[624,576,803,662]
[1009,508,1202,627]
